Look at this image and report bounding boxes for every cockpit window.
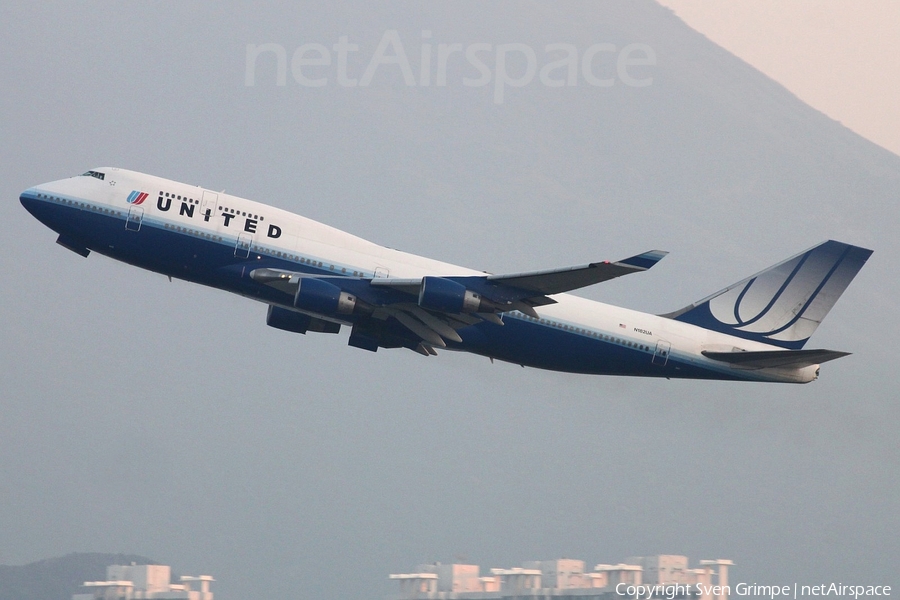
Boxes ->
[81,170,105,181]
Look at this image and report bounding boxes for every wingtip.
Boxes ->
[619,249,669,270]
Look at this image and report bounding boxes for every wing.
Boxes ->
[485,249,668,295]
[250,249,666,355]
[369,249,667,312]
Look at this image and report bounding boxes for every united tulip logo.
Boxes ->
[127,190,148,205]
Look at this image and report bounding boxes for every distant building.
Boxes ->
[72,563,214,600]
[521,559,595,590]
[389,555,731,599]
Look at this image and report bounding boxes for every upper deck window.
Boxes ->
[81,170,105,181]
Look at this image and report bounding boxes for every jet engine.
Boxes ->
[293,277,357,315]
[417,276,484,313]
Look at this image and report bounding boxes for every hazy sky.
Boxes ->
[657,0,900,155]
[1,3,897,600]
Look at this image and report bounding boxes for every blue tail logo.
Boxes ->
[665,241,873,349]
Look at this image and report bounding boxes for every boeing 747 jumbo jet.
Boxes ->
[20,168,872,383]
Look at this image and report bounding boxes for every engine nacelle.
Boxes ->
[294,277,357,316]
[418,276,482,313]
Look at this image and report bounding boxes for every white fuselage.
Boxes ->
[20,168,821,382]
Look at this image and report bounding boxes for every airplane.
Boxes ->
[20,168,872,383]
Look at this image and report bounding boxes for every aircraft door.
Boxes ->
[235,232,252,258]
[125,206,143,231]
[201,191,218,221]
[652,340,671,366]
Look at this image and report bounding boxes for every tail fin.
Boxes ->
[662,240,873,349]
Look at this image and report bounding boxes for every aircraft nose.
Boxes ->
[20,188,40,216]
[20,186,54,227]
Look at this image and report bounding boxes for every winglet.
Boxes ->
[617,249,669,271]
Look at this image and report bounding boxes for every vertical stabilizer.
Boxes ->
[662,240,873,349]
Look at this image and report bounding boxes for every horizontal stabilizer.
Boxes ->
[486,249,668,296]
[701,348,850,369]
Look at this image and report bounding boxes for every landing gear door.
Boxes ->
[652,340,671,366]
